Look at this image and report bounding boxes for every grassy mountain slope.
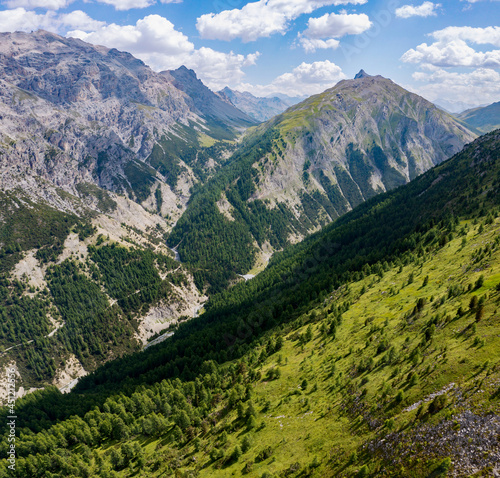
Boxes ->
[457,101,500,133]
[168,74,476,291]
[1,131,499,477]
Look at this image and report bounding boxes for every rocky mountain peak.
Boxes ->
[354,69,371,79]
[164,66,255,126]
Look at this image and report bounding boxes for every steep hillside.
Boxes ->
[165,68,256,127]
[457,101,500,133]
[168,72,476,290]
[0,30,252,393]
[218,87,292,122]
[0,30,239,216]
[2,130,499,478]
[0,187,205,396]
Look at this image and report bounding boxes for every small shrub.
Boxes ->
[357,465,370,477]
[428,394,448,414]
[475,275,485,290]
[255,446,273,462]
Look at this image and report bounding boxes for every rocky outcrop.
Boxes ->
[164,67,256,127]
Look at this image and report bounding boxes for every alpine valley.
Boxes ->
[0,30,500,478]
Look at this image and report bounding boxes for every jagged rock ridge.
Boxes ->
[0,30,243,212]
[217,87,294,122]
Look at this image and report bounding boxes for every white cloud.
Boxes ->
[402,39,500,68]
[91,0,155,10]
[184,48,260,91]
[299,38,340,53]
[3,0,71,9]
[0,7,106,32]
[411,67,500,106]
[196,0,368,42]
[69,15,194,56]
[59,11,106,31]
[0,7,57,31]
[302,12,372,38]
[431,26,500,46]
[395,2,440,18]
[238,60,346,97]
[401,26,500,68]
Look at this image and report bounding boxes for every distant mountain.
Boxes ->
[164,67,256,127]
[169,71,477,290]
[457,101,500,133]
[217,87,292,122]
[269,92,307,104]
[433,98,483,114]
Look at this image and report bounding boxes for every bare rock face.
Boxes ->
[164,67,256,126]
[249,73,478,225]
[0,30,238,207]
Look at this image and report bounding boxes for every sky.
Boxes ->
[0,0,499,111]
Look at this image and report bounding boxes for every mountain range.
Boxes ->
[169,70,476,290]
[3,126,499,477]
[217,87,295,122]
[456,101,500,133]
[0,29,500,478]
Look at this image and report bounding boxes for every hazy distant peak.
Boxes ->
[354,69,371,79]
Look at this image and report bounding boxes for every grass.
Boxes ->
[103,215,500,477]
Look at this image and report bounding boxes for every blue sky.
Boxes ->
[0,0,499,110]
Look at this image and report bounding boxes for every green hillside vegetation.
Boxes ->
[168,77,475,292]
[0,204,194,386]
[457,101,500,133]
[0,191,79,273]
[1,130,499,476]
[168,128,301,292]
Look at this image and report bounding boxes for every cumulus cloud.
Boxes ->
[431,26,500,46]
[69,15,194,56]
[401,26,500,68]
[0,7,107,32]
[411,67,500,106]
[303,12,372,38]
[395,2,440,18]
[3,0,71,9]
[0,7,58,31]
[91,0,155,10]
[299,38,340,53]
[185,48,260,90]
[59,11,106,31]
[238,60,346,97]
[402,39,500,68]
[196,0,368,42]
[297,12,371,53]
